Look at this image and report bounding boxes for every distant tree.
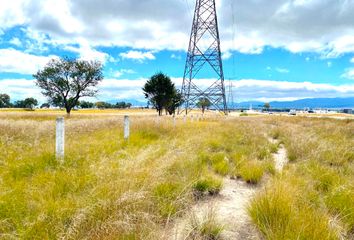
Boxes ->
[40,103,50,109]
[34,57,103,116]
[114,101,133,109]
[197,97,211,114]
[142,73,177,116]
[95,101,113,109]
[0,94,11,108]
[166,90,183,115]
[264,102,271,111]
[14,98,38,110]
[80,101,95,109]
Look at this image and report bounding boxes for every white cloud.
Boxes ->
[119,50,155,62]
[327,61,332,68]
[305,57,310,62]
[222,51,232,60]
[275,68,290,74]
[112,69,136,78]
[341,68,354,80]
[171,54,182,60]
[2,77,354,103]
[1,0,354,55]
[0,48,57,74]
[350,57,354,63]
[0,79,45,102]
[64,40,113,63]
[9,37,22,47]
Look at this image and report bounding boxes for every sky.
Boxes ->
[0,0,354,104]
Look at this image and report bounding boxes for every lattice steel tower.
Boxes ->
[180,0,227,114]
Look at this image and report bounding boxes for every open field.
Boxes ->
[0,110,353,239]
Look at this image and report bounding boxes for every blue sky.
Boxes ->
[0,0,354,104]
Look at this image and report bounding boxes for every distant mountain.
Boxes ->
[110,97,354,109]
[108,99,147,107]
[234,97,354,109]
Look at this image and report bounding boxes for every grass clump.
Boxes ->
[239,161,264,184]
[249,182,338,240]
[153,182,183,218]
[193,176,223,197]
[326,186,354,233]
[186,209,223,240]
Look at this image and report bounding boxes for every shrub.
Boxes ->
[193,176,223,197]
[239,161,264,184]
[187,209,223,240]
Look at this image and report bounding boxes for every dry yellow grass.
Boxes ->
[1,110,352,239]
[0,111,274,239]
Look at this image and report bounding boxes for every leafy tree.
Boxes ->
[142,73,177,116]
[115,102,133,109]
[264,102,271,111]
[80,101,95,109]
[14,98,38,110]
[40,103,50,109]
[166,90,183,115]
[197,97,211,114]
[0,94,11,108]
[95,101,112,109]
[34,57,103,116]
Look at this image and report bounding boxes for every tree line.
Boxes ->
[1,57,212,115]
[0,93,133,110]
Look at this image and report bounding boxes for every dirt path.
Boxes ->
[165,138,289,240]
[269,138,288,172]
[165,178,261,240]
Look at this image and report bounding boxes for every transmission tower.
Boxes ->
[180,0,227,114]
[227,80,234,111]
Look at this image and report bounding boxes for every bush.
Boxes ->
[239,161,264,184]
[187,209,223,240]
[193,176,223,197]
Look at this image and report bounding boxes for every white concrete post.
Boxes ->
[184,115,187,123]
[56,117,65,161]
[173,116,176,128]
[124,115,130,140]
[191,114,194,122]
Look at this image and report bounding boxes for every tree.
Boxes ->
[95,101,112,109]
[263,102,271,111]
[14,98,38,110]
[80,101,95,109]
[0,94,11,108]
[40,103,50,109]
[166,90,183,115]
[197,97,211,114]
[142,73,177,116]
[34,57,103,116]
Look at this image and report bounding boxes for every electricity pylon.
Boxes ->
[180,0,227,114]
[227,80,234,110]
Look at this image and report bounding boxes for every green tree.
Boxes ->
[0,94,11,108]
[142,73,177,116]
[14,98,38,110]
[40,103,50,109]
[80,101,95,109]
[166,90,183,115]
[197,97,211,114]
[34,57,103,116]
[264,102,271,111]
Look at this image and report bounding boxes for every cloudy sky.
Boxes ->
[1,0,354,103]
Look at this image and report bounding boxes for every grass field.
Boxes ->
[0,109,353,239]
